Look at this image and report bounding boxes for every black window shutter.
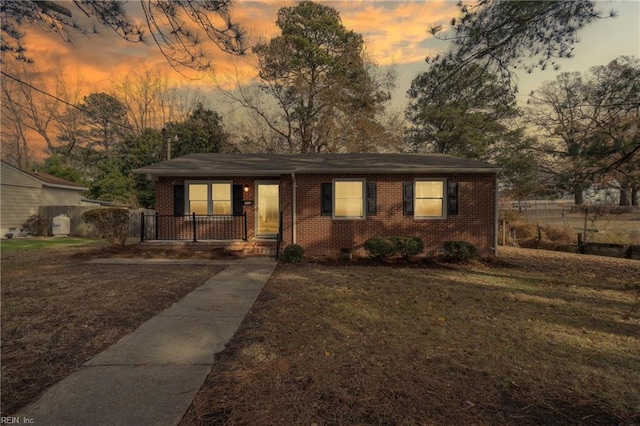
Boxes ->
[173,185,185,217]
[366,182,377,216]
[448,182,459,216]
[403,182,414,215]
[232,184,244,216]
[321,183,332,216]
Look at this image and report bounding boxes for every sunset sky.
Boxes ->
[13,0,640,118]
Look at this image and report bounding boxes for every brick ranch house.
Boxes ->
[134,153,500,257]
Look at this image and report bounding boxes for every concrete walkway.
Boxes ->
[17,258,277,426]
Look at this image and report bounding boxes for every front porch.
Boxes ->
[140,213,250,242]
[139,212,283,257]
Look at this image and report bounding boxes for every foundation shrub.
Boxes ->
[82,208,130,247]
[281,244,304,263]
[443,241,478,262]
[364,237,397,259]
[391,236,425,258]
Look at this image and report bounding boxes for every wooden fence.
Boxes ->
[38,206,155,238]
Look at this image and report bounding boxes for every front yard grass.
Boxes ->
[0,237,106,251]
[183,247,640,425]
[0,244,224,416]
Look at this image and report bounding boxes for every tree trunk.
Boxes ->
[573,183,584,205]
[632,185,638,207]
[619,183,631,206]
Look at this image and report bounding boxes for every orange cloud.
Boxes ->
[14,1,456,94]
[340,0,458,65]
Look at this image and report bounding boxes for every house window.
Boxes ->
[414,179,445,218]
[415,180,444,217]
[334,179,365,219]
[188,184,209,215]
[211,183,231,215]
[321,179,364,219]
[186,181,232,215]
[321,180,376,218]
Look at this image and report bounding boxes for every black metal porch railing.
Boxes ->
[140,212,247,242]
[275,211,284,260]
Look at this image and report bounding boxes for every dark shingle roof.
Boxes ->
[26,170,86,189]
[134,153,499,176]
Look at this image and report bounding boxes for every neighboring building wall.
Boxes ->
[294,173,496,256]
[41,187,83,206]
[1,164,43,235]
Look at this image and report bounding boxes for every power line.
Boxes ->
[1,96,60,123]
[0,70,136,132]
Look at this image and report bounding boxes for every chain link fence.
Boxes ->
[499,201,640,246]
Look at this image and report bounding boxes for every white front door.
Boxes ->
[256,183,279,237]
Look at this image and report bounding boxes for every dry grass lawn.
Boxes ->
[1,243,224,416]
[2,241,638,424]
[182,248,640,425]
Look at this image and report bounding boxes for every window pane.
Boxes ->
[335,181,362,199]
[335,199,363,217]
[415,181,443,198]
[334,181,363,217]
[415,199,443,217]
[190,200,208,215]
[189,184,208,200]
[212,183,231,201]
[213,201,231,215]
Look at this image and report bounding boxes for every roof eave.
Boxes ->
[133,168,295,177]
[296,167,501,174]
[134,167,500,177]
[43,183,88,191]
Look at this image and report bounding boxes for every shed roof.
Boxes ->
[1,161,87,190]
[26,170,87,190]
[134,153,500,177]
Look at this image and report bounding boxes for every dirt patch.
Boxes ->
[1,245,225,416]
[182,248,640,425]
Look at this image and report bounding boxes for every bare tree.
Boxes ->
[527,57,640,205]
[52,62,86,160]
[112,67,173,133]
[0,79,31,168]
[0,61,61,166]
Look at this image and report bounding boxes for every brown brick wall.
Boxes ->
[154,173,497,256]
[293,173,497,256]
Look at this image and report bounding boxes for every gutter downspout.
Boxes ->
[291,173,297,244]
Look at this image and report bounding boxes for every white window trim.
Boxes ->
[414,178,447,220]
[332,178,366,220]
[185,180,233,219]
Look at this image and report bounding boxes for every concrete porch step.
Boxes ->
[141,239,278,256]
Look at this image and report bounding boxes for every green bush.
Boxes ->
[391,236,424,258]
[443,241,478,262]
[82,208,130,247]
[281,244,304,263]
[364,237,397,259]
[22,214,48,236]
